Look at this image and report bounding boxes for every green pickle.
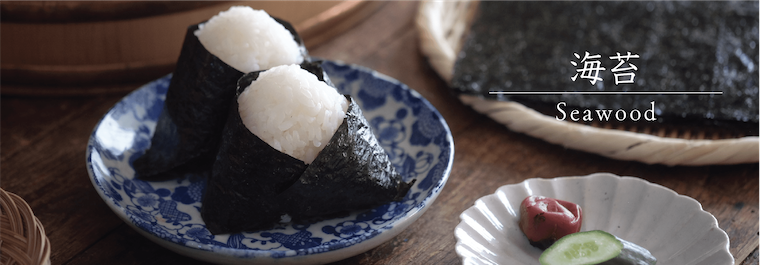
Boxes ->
[539,230,656,265]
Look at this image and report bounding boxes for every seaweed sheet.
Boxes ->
[201,91,307,234]
[451,1,759,134]
[202,64,413,234]
[133,18,309,180]
[278,95,414,220]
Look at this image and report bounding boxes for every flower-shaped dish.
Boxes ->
[455,173,732,265]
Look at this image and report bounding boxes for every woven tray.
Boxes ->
[1,188,51,265]
[416,0,758,166]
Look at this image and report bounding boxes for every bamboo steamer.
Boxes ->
[1,1,383,95]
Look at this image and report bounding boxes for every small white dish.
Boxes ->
[86,60,454,264]
[455,173,733,265]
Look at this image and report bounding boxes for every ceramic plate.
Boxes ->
[455,173,733,265]
[86,60,454,264]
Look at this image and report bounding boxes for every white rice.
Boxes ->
[238,64,348,164]
[194,6,304,73]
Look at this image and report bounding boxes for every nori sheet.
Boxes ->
[278,95,414,220]
[201,92,308,234]
[202,63,413,234]
[133,17,309,180]
[451,1,759,134]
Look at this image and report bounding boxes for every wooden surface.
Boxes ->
[0,1,228,23]
[1,1,379,89]
[1,2,757,264]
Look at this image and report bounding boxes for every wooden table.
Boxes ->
[2,2,757,264]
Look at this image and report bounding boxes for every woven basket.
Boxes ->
[416,0,759,166]
[0,188,51,265]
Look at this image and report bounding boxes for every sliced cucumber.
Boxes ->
[539,230,656,265]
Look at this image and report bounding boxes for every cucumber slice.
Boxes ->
[539,230,622,265]
[539,230,656,265]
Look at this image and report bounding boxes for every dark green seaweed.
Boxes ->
[132,23,242,180]
[451,1,758,134]
[201,95,308,234]
[133,17,309,180]
[202,63,413,234]
[278,95,414,220]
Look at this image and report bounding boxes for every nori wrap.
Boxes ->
[133,17,309,180]
[202,63,413,234]
[201,90,308,234]
[277,95,414,220]
[451,1,759,134]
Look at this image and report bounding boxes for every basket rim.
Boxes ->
[1,188,52,265]
[415,0,759,166]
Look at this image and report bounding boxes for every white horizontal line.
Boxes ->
[489,91,724,95]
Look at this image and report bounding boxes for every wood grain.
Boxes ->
[1,2,757,264]
[1,1,373,89]
[0,1,228,23]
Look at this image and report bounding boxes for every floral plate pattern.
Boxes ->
[86,60,454,264]
[455,173,733,265]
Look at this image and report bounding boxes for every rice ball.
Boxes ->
[195,6,304,73]
[238,64,348,164]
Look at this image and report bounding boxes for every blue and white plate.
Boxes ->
[86,60,454,264]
